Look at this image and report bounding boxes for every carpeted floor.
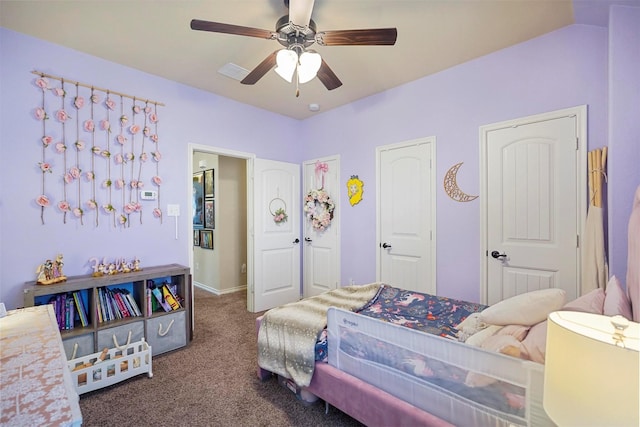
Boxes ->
[79,287,364,426]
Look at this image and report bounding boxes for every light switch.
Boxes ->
[167,204,180,217]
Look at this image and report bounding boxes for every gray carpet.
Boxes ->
[79,287,364,426]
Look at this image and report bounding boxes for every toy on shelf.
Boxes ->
[89,257,142,277]
[36,254,67,285]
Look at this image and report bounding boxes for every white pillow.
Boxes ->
[479,288,566,326]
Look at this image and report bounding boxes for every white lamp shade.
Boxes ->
[544,311,639,427]
[297,51,321,84]
[275,49,297,83]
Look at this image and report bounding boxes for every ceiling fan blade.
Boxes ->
[288,0,315,27]
[190,19,276,40]
[316,28,397,46]
[316,59,342,91]
[241,51,279,85]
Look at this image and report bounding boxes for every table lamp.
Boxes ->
[544,311,639,427]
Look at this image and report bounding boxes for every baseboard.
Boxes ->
[194,282,246,296]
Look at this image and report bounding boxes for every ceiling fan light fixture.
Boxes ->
[275,49,297,82]
[297,51,321,84]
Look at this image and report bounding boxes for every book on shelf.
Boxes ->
[112,290,130,318]
[162,284,181,310]
[94,287,143,322]
[95,291,103,323]
[73,291,89,327]
[123,289,142,317]
[148,281,172,312]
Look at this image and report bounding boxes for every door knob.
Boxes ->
[382,243,392,249]
[304,237,312,242]
[491,250,507,259]
[293,238,300,244]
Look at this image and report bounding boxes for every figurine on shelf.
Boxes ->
[36,254,67,285]
[107,262,117,275]
[118,258,131,274]
[131,257,141,272]
[89,257,107,277]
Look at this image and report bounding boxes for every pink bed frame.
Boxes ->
[255,317,453,427]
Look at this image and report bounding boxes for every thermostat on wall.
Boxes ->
[140,190,157,200]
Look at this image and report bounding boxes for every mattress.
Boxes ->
[327,307,552,427]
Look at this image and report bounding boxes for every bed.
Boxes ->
[256,185,640,427]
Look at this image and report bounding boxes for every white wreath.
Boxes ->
[304,188,335,231]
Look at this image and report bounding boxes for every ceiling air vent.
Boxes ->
[217,63,250,81]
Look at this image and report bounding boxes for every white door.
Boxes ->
[377,138,436,294]
[481,106,586,305]
[303,156,340,298]
[252,159,301,312]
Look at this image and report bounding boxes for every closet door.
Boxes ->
[377,138,436,295]
[481,107,585,304]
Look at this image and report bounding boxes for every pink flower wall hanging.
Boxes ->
[56,110,71,122]
[57,200,71,212]
[34,108,48,120]
[39,162,52,173]
[74,96,85,109]
[35,78,49,89]
[36,195,50,207]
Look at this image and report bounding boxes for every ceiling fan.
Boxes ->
[190,0,397,95]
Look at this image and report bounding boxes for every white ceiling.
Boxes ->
[0,1,630,120]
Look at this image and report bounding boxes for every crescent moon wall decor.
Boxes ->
[443,162,479,202]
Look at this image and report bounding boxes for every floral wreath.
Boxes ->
[304,188,335,231]
[269,197,288,224]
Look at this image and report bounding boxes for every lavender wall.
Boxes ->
[1,14,635,310]
[0,28,299,310]
[608,5,640,288]
[303,24,610,302]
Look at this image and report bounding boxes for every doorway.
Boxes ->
[189,144,254,310]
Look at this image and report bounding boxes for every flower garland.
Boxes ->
[32,71,163,227]
[35,75,51,224]
[304,188,335,231]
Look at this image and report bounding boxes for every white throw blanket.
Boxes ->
[257,283,382,387]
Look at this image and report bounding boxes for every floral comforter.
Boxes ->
[315,284,487,361]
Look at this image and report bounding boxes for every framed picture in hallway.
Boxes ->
[193,172,204,229]
[204,199,215,229]
[193,230,200,246]
[200,229,213,250]
[204,169,214,198]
